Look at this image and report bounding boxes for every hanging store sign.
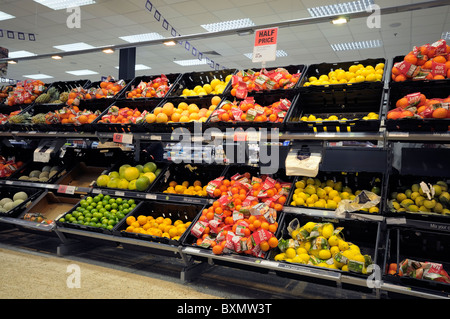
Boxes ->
[252,27,278,63]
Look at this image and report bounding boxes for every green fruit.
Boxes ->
[135,176,150,191]
[411,184,420,193]
[400,199,414,208]
[432,185,443,196]
[143,162,157,173]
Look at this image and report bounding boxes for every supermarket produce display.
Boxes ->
[2,38,450,299]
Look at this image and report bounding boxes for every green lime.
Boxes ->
[59,218,66,223]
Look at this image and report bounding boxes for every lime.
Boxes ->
[136,176,150,191]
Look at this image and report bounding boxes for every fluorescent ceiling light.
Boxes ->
[442,32,450,40]
[33,0,96,10]
[8,60,17,64]
[201,18,255,32]
[102,48,115,54]
[332,17,349,25]
[8,51,36,58]
[163,40,177,46]
[66,69,99,76]
[23,74,54,80]
[119,32,165,43]
[115,64,151,70]
[53,42,95,52]
[331,39,382,51]
[0,11,15,21]
[51,55,63,60]
[243,50,288,59]
[173,59,209,66]
[308,0,373,17]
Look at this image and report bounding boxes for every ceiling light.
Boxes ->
[23,74,54,80]
[115,64,151,70]
[173,59,209,66]
[102,48,115,54]
[308,0,373,17]
[51,55,63,60]
[442,32,450,40]
[119,32,165,43]
[331,17,349,25]
[8,60,17,64]
[201,18,255,32]
[0,11,15,21]
[243,50,288,59]
[331,39,382,51]
[163,40,177,46]
[66,69,99,76]
[8,51,36,58]
[53,42,95,52]
[33,0,96,10]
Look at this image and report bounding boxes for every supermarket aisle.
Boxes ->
[0,227,375,299]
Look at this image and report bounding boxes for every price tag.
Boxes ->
[113,133,133,144]
[150,135,161,141]
[33,150,51,163]
[115,191,125,197]
[57,185,76,194]
[145,194,156,200]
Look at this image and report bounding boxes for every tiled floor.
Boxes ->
[0,225,376,299]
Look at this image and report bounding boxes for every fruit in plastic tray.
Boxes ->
[300,112,379,122]
[98,106,148,124]
[274,219,374,274]
[387,92,450,120]
[190,172,292,257]
[304,63,385,86]
[164,180,208,197]
[391,38,450,82]
[180,76,230,97]
[0,191,28,213]
[5,80,46,106]
[123,215,191,241]
[0,156,24,178]
[388,180,450,215]
[126,74,171,98]
[209,96,291,123]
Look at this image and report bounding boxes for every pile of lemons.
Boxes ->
[164,180,208,197]
[303,63,385,86]
[125,215,191,240]
[300,112,379,122]
[180,75,232,97]
[274,221,371,273]
[290,177,380,214]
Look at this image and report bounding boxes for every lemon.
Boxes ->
[326,200,338,210]
[117,179,129,189]
[369,206,379,214]
[292,255,304,264]
[303,222,316,233]
[351,253,365,263]
[342,265,349,271]
[330,246,340,256]
[285,247,296,259]
[274,253,286,261]
[299,253,311,263]
[396,193,407,202]
[342,249,355,261]
[308,76,318,82]
[328,235,339,247]
[322,224,334,239]
[349,244,361,254]
[123,167,140,182]
[307,114,316,121]
[338,239,349,251]
[423,199,436,209]
[96,174,110,187]
[375,63,385,71]
[355,75,365,83]
[365,73,377,82]
[296,247,308,255]
[294,197,305,206]
[319,249,332,260]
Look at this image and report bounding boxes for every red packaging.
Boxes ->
[431,39,447,56]
[431,60,447,77]
[236,81,248,99]
[191,220,208,238]
[394,61,420,78]
[205,176,224,196]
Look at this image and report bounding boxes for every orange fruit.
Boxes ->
[433,74,445,80]
[259,240,270,252]
[212,244,223,255]
[171,112,181,122]
[396,97,409,109]
[146,113,156,123]
[268,237,278,249]
[432,107,447,119]
[395,74,407,82]
[156,112,168,123]
[404,54,417,65]
[211,96,221,106]
[422,60,433,70]
[433,55,447,64]
[162,102,175,116]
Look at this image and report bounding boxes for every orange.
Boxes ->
[171,112,181,122]
[274,203,283,212]
[261,221,270,231]
[211,95,221,106]
[162,102,174,116]
[433,74,445,80]
[153,107,162,115]
[268,237,278,249]
[432,107,447,119]
[268,223,277,233]
[187,103,199,114]
[146,113,156,123]
[395,74,407,82]
[422,60,433,70]
[212,244,223,255]
[253,219,261,229]
[396,97,409,109]
[126,216,136,226]
[259,240,270,252]
[404,54,417,65]
[432,55,447,64]
[156,112,168,123]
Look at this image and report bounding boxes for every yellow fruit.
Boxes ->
[274,253,286,261]
[296,247,307,255]
[145,113,156,123]
[338,240,349,251]
[285,247,296,259]
[96,174,110,187]
[303,222,316,233]
[322,224,334,239]
[124,167,140,181]
[330,246,340,256]
[328,235,339,247]
[299,253,311,263]
[319,249,332,260]
[156,112,168,123]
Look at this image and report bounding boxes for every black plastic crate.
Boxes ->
[91,160,169,193]
[114,200,206,246]
[92,98,161,133]
[384,173,450,222]
[118,73,181,100]
[299,58,387,90]
[33,79,91,106]
[207,90,299,130]
[150,162,227,198]
[286,171,384,215]
[25,97,111,132]
[268,212,382,284]
[231,64,306,95]
[0,103,31,131]
[383,226,450,296]
[385,80,450,132]
[285,84,384,132]
[389,55,450,88]
[143,96,220,133]
[55,195,141,235]
[0,185,44,217]
[83,79,128,101]
[168,69,236,98]
[8,159,72,184]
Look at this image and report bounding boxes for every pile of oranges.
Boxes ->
[388,92,450,120]
[66,80,125,107]
[392,39,450,82]
[44,106,99,125]
[191,172,292,257]
[126,75,170,99]
[5,80,46,106]
[210,98,291,123]
[98,106,148,124]
[145,96,221,124]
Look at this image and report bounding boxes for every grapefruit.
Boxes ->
[124,167,140,181]
[136,176,150,191]
[143,162,157,173]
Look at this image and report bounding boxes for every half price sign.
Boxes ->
[252,27,278,63]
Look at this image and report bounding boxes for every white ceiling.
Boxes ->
[1,0,449,82]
